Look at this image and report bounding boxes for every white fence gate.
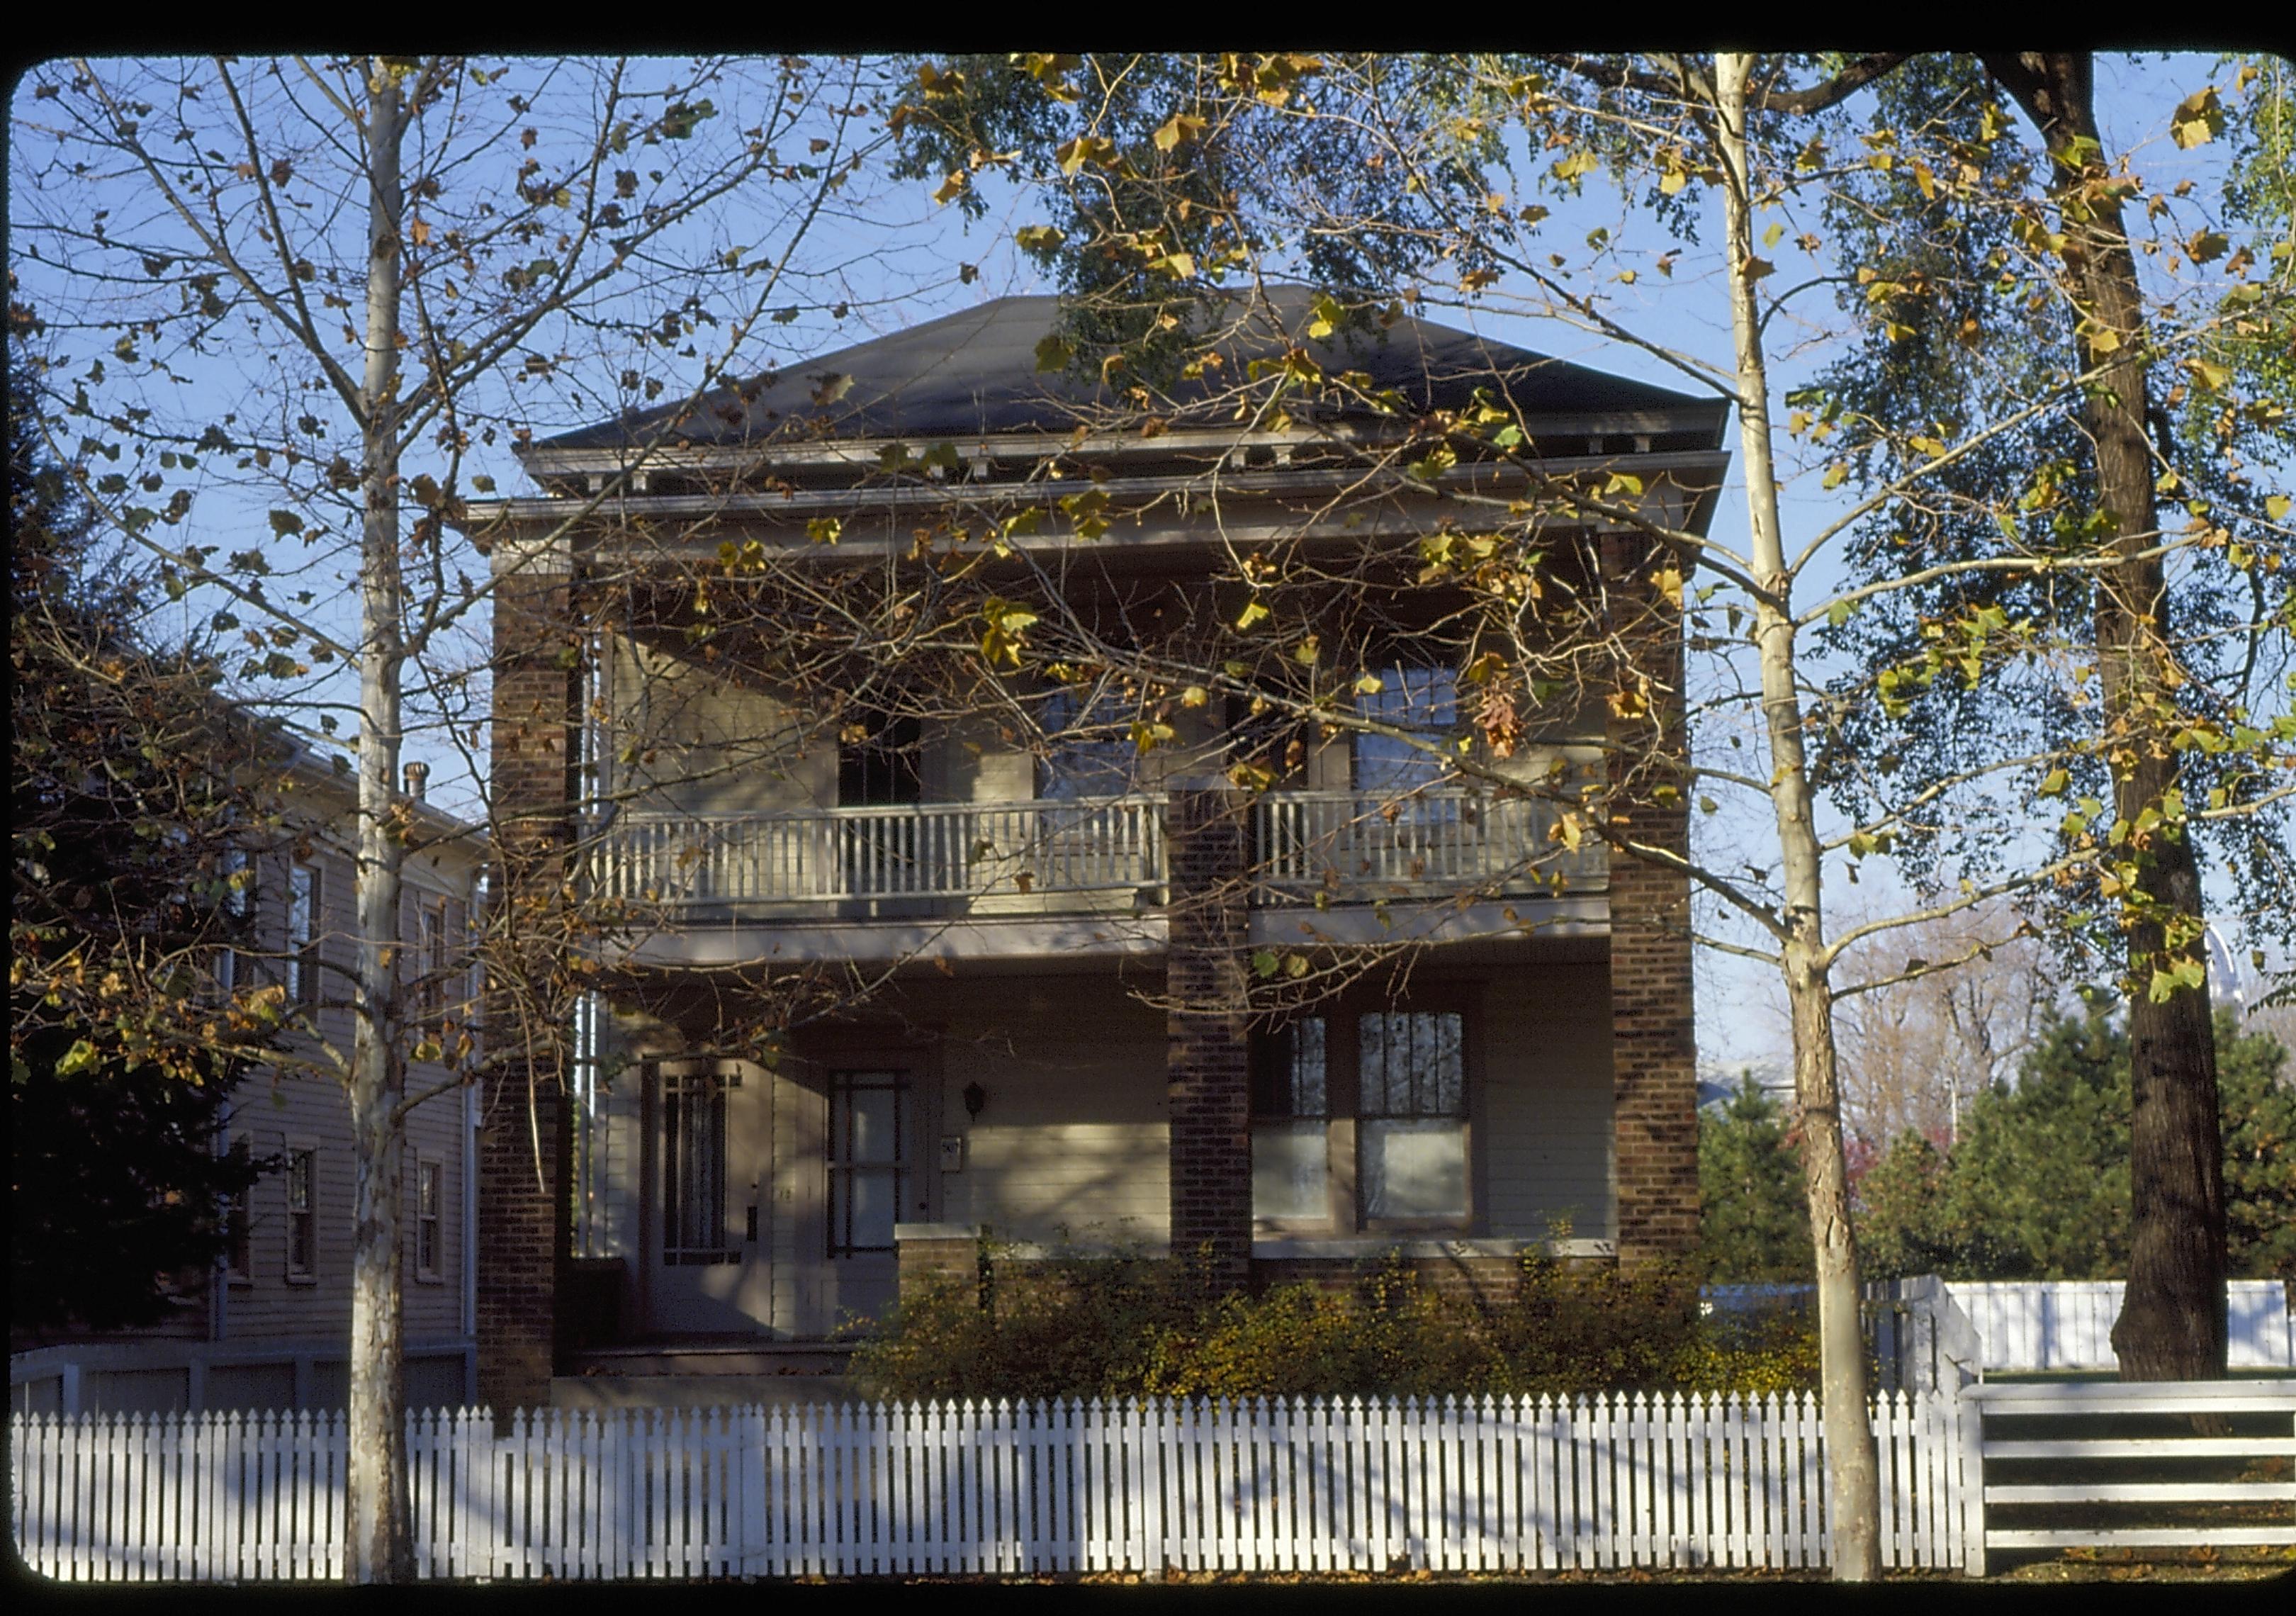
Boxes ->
[1959,1378,2296,1576]
[12,1391,1966,1581]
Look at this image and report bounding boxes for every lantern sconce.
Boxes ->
[962,1082,988,1120]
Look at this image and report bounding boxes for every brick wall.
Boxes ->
[1163,785,1253,1294]
[895,1228,983,1309]
[1602,534,1700,1262]
[477,562,580,1410]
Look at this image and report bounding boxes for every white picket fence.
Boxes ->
[11,1391,1966,1581]
[1945,1281,2294,1372]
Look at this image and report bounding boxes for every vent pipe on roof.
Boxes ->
[403,761,429,800]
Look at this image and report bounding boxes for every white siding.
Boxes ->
[940,978,1171,1247]
[1479,963,1616,1242]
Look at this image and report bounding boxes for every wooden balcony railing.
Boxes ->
[594,787,1604,914]
[593,796,1164,909]
[1251,788,1606,897]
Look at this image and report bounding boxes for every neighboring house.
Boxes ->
[9,751,484,1415]
[466,291,1729,1408]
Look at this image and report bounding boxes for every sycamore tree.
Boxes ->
[10,52,913,1581]
[882,50,2295,1577]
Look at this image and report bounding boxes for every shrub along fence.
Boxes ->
[13,1390,1967,1581]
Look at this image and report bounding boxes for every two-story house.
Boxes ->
[468,289,1728,1408]
[9,748,485,1415]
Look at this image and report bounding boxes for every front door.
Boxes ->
[645,1058,771,1335]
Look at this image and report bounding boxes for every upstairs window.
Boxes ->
[1351,666,1458,799]
[1038,687,1141,802]
[287,863,321,1009]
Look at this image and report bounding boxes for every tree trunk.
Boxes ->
[346,62,414,1584]
[1981,50,2228,1383]
[1713,53,1881,1581]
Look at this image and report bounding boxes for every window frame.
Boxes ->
[1350,664,1461,805]
[284,1141,319,1283]
[413,1157,444,1284]
[223,1133,254,1285]
[287,861,322,1010]
[1037,685,1142,802]
[1355,1009,1472,1230]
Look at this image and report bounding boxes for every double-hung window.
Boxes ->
[287,863,321,1009]
[1250,1019,1329,1223]
[1358,1011,1468,1221]
[286,1146,317,1280]
[414,1160,444,1282]
[215,848,252,999]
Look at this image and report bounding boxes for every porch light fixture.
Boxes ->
[962,1082,988,1119]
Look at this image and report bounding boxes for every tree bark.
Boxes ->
[346,61,414,1584]
[1713,53,1881,1581]
[1980,50,2228,1383]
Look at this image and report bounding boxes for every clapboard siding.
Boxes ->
[943,978,1171,1245]
[1480,964,1616,1242]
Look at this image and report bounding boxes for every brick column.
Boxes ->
[478,552,581,1411]
[1602,534,1699,1262]
[1164,782,1253,1294]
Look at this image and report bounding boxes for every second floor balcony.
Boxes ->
[592,788,1605,934]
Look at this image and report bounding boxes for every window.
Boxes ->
[1251,1019,1329,1222]
[414,1160,443,1282]
[287,863,321,1009]
[828,1070,908,1256]
[1038,687,1139,801]
[215,848,252,999]
[838,712,922,807]
[1250,1008,1470,1230]
[661,1066,739,1265]
[223,1138,252,1282]
[1352,666,1458,806]
[286,1147,317,1279]
[416,898,462,1031]
[1359,1011,1468,1221]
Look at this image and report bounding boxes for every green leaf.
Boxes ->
[1033,334,1071,374]
[1251,949,1280,980]
[57,1038,99,1077]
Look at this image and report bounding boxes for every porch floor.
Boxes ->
[556,1337,857,1410]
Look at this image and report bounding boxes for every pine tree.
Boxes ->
[1697,1083,1815,1284]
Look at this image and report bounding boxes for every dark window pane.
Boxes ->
[1251,1018,1327,1118]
